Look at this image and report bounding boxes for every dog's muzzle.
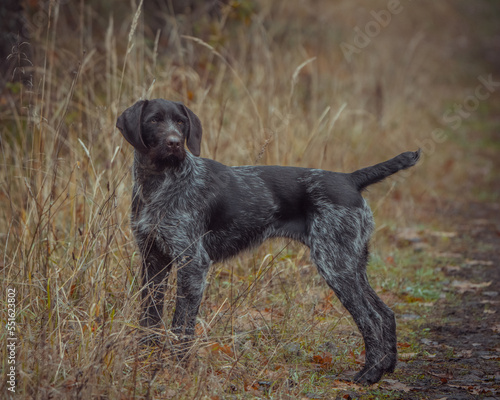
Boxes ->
[162,132,186,163]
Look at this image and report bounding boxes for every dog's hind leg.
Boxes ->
[308,202,391,385]
[311,249,388,384]
[357,244,398,374]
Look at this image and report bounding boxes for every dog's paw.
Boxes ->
[379,351,398,374]
[353,366,384,385]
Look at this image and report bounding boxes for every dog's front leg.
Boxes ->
[139,242,173,341]
[171,251,210,359]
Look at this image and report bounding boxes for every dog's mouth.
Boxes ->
[148,145,186,170]
[164,151,186,166]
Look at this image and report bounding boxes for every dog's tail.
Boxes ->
[350,149,421,191]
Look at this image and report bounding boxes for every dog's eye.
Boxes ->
[150,118,157,124]
[176,120,184,126]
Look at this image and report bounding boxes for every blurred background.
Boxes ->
[1,0,499,398]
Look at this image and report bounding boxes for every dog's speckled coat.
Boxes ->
[117,99,420,384]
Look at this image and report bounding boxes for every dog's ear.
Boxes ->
[116,100,149,154]
[180,104,202,157]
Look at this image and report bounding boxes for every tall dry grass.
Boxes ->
[1,0,494,398]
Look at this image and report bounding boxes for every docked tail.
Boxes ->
[350,149,421,191]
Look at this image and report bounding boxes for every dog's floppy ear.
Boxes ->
[180,103,202,157]
[116,100,149,154]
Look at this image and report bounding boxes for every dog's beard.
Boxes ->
[151,151,186,170]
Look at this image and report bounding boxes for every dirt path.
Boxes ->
[395,201,500,399]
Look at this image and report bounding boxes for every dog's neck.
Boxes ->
[132,151,202,202]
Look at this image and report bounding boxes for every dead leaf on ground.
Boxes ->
[398,352,418,360]
[454,349,473,358]
[450,280,492,293]
[429,231,457,238]
[395,227,423,243]
[200,342,234,357]
[481,299,499,304]
[448,384,498,396]
[349,349,365,364]
[430,371,454,384]
[312,352,333,369]
[465,259,494,266]
[480,354,500,360]
[443,265,461,273]
[381,378,413,392]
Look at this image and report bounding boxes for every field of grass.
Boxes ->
[1,0,499,398]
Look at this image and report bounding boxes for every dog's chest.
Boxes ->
[130,178,208,247]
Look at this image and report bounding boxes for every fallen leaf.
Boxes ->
[434,252,462,259]
[448,384,497,396]
[451,280,492,293]
[481,299,500,304]
[382,378,413,392]
[455,349,473,358]
[202,342,234,357]
[396,228,423,243]
[313,352,333,368]
[480,354,500,360]
[465,259,494,266]
[471,386,496,395]
[348,349,363,364]
[398,352,417,360]
[430,231,457,238]
[430,371,453,384]
[448,384,469,390]
[443,265,461,273]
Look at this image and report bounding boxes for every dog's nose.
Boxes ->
[166,135,181,150]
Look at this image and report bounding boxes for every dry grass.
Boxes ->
[1,0,497,398]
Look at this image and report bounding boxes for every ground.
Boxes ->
[381,201,500,400]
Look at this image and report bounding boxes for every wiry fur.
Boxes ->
[116,99,420,385]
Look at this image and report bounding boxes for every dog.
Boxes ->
[116,98,420,384]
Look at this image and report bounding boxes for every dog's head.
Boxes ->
[116,99,202,169]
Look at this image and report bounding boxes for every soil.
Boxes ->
[394,201,500,399]
[375,24,500,396]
